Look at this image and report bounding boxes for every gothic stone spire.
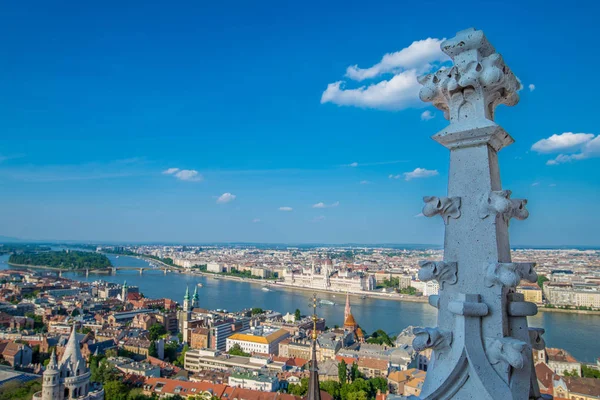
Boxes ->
[307,293,321,400]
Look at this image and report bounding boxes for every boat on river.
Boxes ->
[319,299,335,305]
[261,287,270,292]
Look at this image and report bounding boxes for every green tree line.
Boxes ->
[9,250,112,270]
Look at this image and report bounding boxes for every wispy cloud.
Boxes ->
[321,38,449,111]
[346,160,407,168]
[279,206,293,212]
[252,218,261,223]
[531,132,599,165]
[388,174,402,180]
[421,110,435,121]
[163,168,203,181]
[312,201,339,209]
[528,84,536,92]
[348,162,359,167]
[0,158,148,182]
[312,215,326,223]
[360,180,371,185]
[216,193,236,204]
[403,168,439,181]
[532,182,540,186]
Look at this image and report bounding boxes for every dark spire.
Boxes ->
[307,293,321,400]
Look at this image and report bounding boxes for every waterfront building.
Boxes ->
[226,326,290,356]
[35,328,104,400]
[545,348,582,377]
[516,283,543,304]
[282,260,375,292]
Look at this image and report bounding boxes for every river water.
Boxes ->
[1,252,599,363]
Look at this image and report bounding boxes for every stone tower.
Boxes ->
[407,28,547,400]
[344,292,351,322]
[41,350,61,400]
[36,327,104,400]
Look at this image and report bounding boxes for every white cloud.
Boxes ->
[403,168,439,181]
[531,132,595,154]
[532,132,600,165]
[164,168,203,181]
[345,38,448,81]
[348,162,358,167]
[528,84,536,92]
[531,182,540,186]
[321,38,449,111]
[279,206,293,212]
[360,180,371,185]
[421,110,435,121]
[175,169,203,181]
[252,218,261,223]
[216,193,236,204]
[312,201,339,209]
[388,174,402,180]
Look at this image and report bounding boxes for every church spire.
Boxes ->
[344,291,351,322]
[47,349,58,370]
[307,293,321,400]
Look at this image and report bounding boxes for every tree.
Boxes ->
[104,380,129,400]
[295,308,302,321]
[350,362,361,382]
[338,359,348,383]
[148,341,158,358]
[0,380,42,400]
[251,308,264,315]
[320,380,341,400]
[538,275,549,289]
[346,390,368,400]
[175,344,189,367]
[149,323,167,341]
[583,365,600,379]
[369,377,388,394]
[399,286,417,295]
[562,369,580,377]
[228,343,250,357]
[288,378,309,396]
[164,341,178,361]
[71,309,80,317]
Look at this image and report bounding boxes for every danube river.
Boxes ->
[1,252,599,362]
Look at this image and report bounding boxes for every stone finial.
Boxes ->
[485,262,537,288]
[423,196,461,224]
[412,327,453,352]
[487,337,528,369]
[418,261,458,289]
[419,28,520,124]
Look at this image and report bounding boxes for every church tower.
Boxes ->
[121,280,128,303]
[344,292,351,322]
[183,286,191,312]
[192,286,200,309]
[306,294,321,400]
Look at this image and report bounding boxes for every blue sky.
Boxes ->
[0,0,599,246]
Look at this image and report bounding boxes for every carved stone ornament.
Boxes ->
[487,337,528,369]
[418,28,520,124]
[413,327,453,352]
[528,328,546,351]
[418,261,458,289]
[480,190,529,224]
[423,196,461,224]
[485,262,537,288]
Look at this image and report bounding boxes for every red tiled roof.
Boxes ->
[144,377,228,398]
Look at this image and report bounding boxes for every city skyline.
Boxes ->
[1,1,599,246]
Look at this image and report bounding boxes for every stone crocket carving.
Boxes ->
[412,327,453,352]
[487,337,528,369]
[485,262,537,288]
[418,261,458,289]
[422,196,461,224]
[480,190,528,224]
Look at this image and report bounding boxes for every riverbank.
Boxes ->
[7,262,111,274]
[537,306,600,316]
[187,269,429,304]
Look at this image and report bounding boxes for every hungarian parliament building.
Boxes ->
[282,259,376,292]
